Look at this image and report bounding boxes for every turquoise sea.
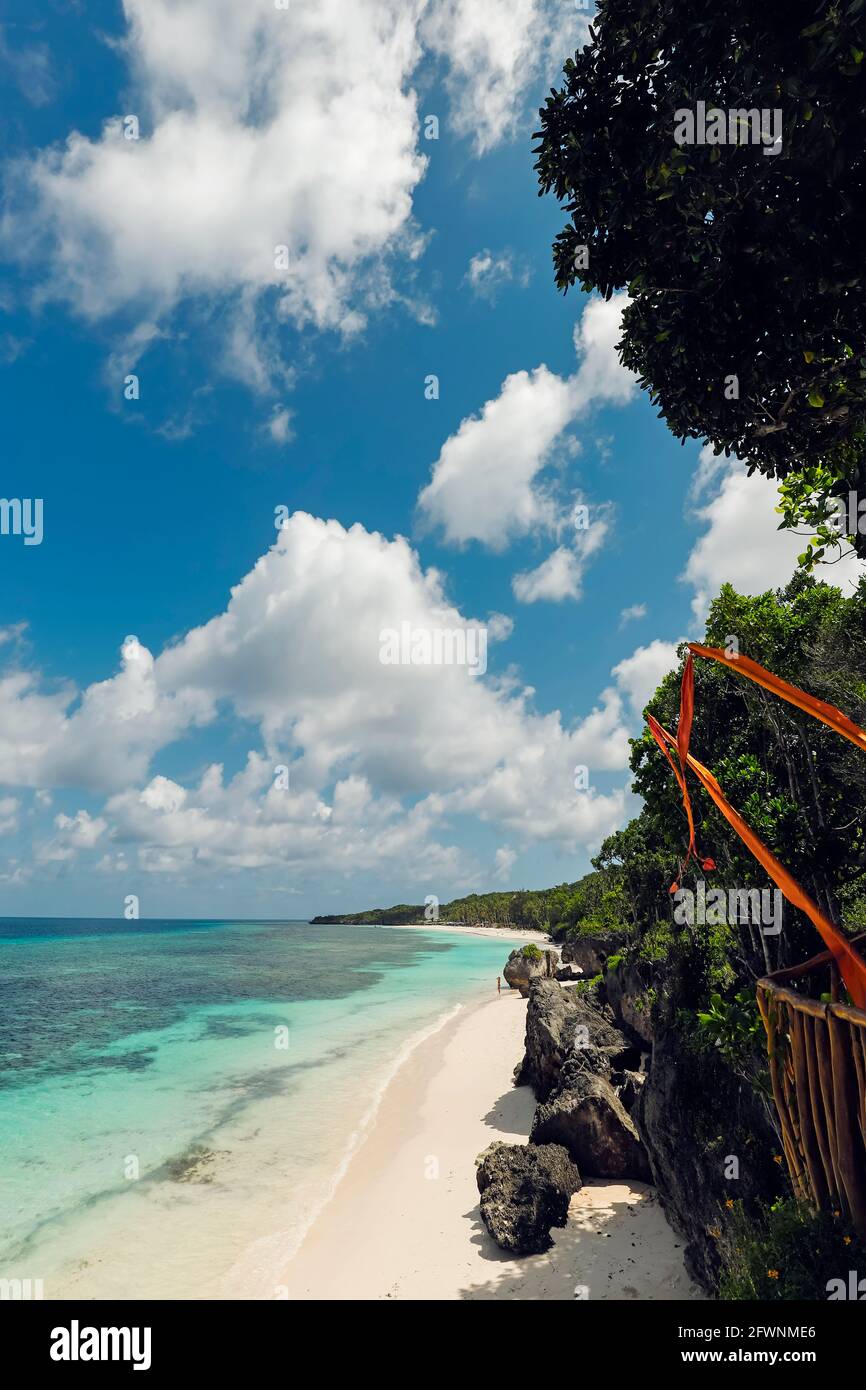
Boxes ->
[0,918,516,1299]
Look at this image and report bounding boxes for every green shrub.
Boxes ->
[719,1199,866,1301]
[696,989,763,1064]
[520,943,543,962]
[635,920,677,964]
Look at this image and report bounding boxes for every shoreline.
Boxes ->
[377,921,553,944]
[278,988,702,1301]
[219,997,468,1297]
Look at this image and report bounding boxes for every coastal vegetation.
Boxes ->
[533,0,866,561]
[322,572,866,1296]
[310,868,625,934]
[316,573,866,980]
[718,1199,866,1301]
[321,4,866,1303]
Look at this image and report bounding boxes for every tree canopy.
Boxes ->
[534,0,866,556]
[598,573,866,992]
[318,573,866,969]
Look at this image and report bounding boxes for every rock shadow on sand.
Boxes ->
[458,1180,702,1301]
[479,1083,536,1138]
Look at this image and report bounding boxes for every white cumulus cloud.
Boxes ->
[684,449,865,620]
[3,0,590,393]
[417,365,576,549]
[423,0,589,154]
[612,639,682,718]
[0,513,668,879]
[512,508,611,604]
[417,294,635,550]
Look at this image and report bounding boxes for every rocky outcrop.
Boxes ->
[634,1026,785,1288]
[504,951,785,1290]
[560,928,629,976]
[503,946,559,996]
[516,979,629,1101]
[602,956,655,1045]
[619,1068,646,1113]
[555,964,582,982]
[475,1140,582,1254]
[517,977,653,1185]
[531,1070,651,1181]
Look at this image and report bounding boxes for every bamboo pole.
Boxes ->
[850,1021,866,1151]
[757,987,808,1200]
[782,1005,809,1199]
[828,1010,866,1235]
[813,1014,845,1206]
[789,1006,829,1209]
[803,1009,837,1200]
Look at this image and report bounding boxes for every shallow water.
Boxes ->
[0,918,512,1298]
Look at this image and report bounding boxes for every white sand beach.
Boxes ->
[279,988,702,1301]
[379,922,554,944]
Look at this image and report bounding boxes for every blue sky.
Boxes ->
[1,1,860,919]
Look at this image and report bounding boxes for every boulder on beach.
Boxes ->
[475,1140,582,1255]
[502,945,558,996]
[515,978,629,1101]
[530,1070,652,1182]
[516,977,653,1183]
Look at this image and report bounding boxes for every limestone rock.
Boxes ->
[503,946,558,996]
[475,1140,582,1255]
[603,957,655,1045]
[560,929,629,976]
[531,1070,652,1181]
[635,1027,785,1288]
[515,979,630,1101]
[555,964,582,982]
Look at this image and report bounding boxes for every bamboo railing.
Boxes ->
[757,937,866,1236]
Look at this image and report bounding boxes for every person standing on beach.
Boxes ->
[496,976,501,994]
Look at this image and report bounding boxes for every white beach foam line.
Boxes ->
[278,991,704,1301]
[377,922,554,944]
[221,999,466,1297]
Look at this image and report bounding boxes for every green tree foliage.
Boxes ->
[627,574,866,979]
[317,577,866,1010]
[534,1,866,555]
